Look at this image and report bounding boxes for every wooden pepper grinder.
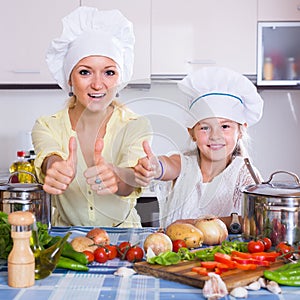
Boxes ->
[8,211,35,288]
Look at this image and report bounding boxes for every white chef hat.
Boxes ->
[46,6,135,93]
[178,67,264,128]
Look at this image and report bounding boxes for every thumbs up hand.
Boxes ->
[84,137,118,195]
[43,136,77,194]
[134,140,162,187]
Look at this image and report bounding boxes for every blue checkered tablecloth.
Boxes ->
[1,227,300,300]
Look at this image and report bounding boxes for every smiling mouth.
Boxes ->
[88,93,106,99]
[208,144,225,150]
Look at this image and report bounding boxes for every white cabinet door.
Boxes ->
[151,0,257,76]
[0,0,79,85]
[258,0,300,21]
[82,0,151,85]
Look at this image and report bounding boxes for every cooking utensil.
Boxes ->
[244,158,261,184]
[242,170,300,246]
[0,172,51,229]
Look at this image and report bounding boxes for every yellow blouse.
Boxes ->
[32,103,152,227]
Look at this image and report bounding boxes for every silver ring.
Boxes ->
[95,177,102,184]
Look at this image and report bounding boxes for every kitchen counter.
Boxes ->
[0,226,299,300]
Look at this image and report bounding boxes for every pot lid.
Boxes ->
[0,183,42,192]
[242,171,300,198]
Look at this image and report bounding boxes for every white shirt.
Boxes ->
[155,150,260,228]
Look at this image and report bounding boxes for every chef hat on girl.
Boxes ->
[46,6,135,93]
[178,66,264,128]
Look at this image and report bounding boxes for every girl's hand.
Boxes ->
[84,138,119,195]
[43,136,77,194]
[134,141,161,187]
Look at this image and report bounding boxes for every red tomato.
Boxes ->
[260,237,272,251]
[117,241,132,259]
[94,247,109,263]
[247,240,265,253]
[105,245,118,260]
[82,250,94,263]
[126,246,144,262]
[276,241,294,259]
[172,240,187,253]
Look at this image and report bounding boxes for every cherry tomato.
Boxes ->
[94,247,109,263]
[82,250,94,263]
[117,241,132,259]
[247,240,265,253]
[276,241,294,259]
[172,239,187,253]
[260,237,272,251]
[126,246,144,262]
[105,245,118,260]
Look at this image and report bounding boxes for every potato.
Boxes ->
[70,236,98,253]
[165,223,204,248]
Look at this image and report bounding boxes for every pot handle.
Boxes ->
[262,170,300,185]
[8,171,38,183]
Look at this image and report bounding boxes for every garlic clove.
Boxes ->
[258,277,267,289]
[246,280,261,290]
[266,281,282,294]
[113,267,136,277]
[203,273,228,299]
[230,287,248,298]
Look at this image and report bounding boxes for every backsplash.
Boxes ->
[0,83,299,181]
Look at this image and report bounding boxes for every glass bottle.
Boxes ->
[30,221,71,280]
[263,57,273,80]
[286,57,297,80]
[9,150,35,183]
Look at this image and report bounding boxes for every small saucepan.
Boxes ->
[0,172,51,229]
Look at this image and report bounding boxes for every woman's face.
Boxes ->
[70,55,120,112]
[189,117,242,163]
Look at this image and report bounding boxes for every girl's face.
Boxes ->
[189,118,242,163]
[70,55,120,112]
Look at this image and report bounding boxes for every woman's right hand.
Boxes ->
[134,141,161,187]
[42,137,77,194]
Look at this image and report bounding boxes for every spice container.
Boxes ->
[8,211,35,288]
[263,57,274,80]
[286,57,297,80]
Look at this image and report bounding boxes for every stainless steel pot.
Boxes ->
[242,171,300,246]
[0,173,51,229]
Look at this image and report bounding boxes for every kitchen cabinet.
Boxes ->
[151,0,257,77]
[258,0,300,21]
[81,0,151,85]
[0,0,79,85]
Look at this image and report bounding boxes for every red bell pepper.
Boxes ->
[214,253,237,269]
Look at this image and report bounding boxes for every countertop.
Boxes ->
[0,226,299,300]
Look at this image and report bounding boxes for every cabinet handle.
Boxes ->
[12,70,41,74]
[186,59,216,65]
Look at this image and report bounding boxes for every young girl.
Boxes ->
[32,7,152,227]
[134,66,264,228]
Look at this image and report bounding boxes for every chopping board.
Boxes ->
[134,259,285,291]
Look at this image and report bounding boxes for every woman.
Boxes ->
[32,7,152,227]
[134,66,264,228]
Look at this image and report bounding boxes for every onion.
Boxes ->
[143,232,173,256]
[194,216,228,245]
[86,228,110,246]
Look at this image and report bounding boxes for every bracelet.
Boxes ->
[154,160,164,180]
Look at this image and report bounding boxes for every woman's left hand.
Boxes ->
[84,138,119,195]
